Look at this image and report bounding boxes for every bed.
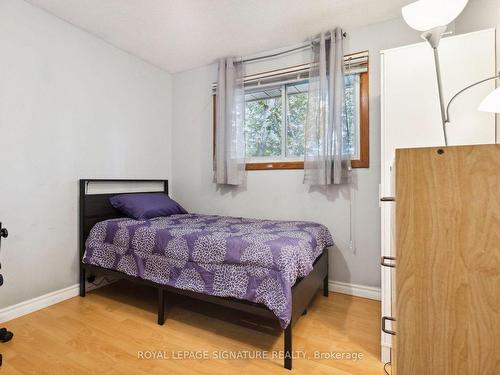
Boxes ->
[79,179,332,370]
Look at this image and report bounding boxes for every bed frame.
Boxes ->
[79,179,329,370]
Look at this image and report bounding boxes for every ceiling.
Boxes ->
[27,0,412,73]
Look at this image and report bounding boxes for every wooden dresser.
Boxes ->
[385,144,500,374]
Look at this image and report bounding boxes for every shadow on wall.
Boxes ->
[326,244,352,321]
[215,180,248,197]
[330,244,351,285]
[307,169,358,202]
[213,166,360,201]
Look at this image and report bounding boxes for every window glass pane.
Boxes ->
[242,74,361,162]
[343,74,360,157]
[244,87,282,158]
[286,82,308,158]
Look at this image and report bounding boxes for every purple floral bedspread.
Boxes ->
[83,214,333,328]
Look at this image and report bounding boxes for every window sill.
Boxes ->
[246,161,304,170]
[245,160,369,170]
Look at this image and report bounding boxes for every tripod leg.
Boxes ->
[0,328,13,343]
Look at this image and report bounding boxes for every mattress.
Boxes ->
[83,213,333,327]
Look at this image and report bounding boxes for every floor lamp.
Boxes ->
[401,0,500,145]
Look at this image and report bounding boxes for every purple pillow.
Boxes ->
[109,193,187,220]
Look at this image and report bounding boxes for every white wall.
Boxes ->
[0,0,172,308]
[171,1,500,290]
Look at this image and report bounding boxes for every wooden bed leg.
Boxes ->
[302,309,307,316]
[323,275,329,297]
[79,266,86,297]
[284,324,292,370]
[157,288,165,325]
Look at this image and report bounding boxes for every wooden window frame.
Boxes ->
[213,70,369,171]
[351,71,369,169]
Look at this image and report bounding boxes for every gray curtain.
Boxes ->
[304,28,351,185]
[214,57,246,185]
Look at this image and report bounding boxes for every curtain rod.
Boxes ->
[241,32,348,64]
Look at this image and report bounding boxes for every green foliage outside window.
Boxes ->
[244,74,359,160]
[286,91,307,157]
[244,96,282,157]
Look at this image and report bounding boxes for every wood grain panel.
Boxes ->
[395,144,500,375]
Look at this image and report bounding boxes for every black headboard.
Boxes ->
[79,179,168,261]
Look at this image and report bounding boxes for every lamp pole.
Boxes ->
[424,28,499,147]
[402,0,473,147]
[432,46,448,146]
[423,26,449,146]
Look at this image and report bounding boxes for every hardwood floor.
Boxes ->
[1,281,383,374]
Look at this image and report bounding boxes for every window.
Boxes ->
[344,73,362,160]
[213,52,369,170]
[244,81,308,161]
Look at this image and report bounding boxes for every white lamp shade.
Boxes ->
[402,0,469,32]
[478,87,500,113]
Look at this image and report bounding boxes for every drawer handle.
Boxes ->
[380,197,395,202]
[381,256,396,268]
[382,316,396,336]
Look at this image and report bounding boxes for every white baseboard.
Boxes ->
[0,284,80,323]
[329,280,381,301]
[0,279,109,323]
